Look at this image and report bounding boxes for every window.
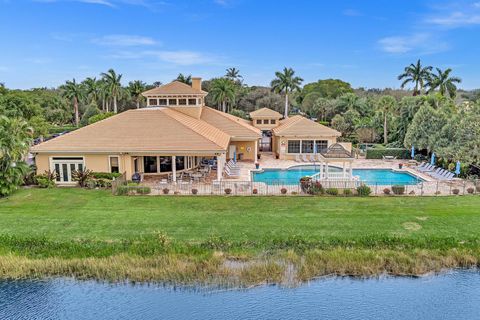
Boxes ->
[109,156,119,173]
[263,119,269,124]
[288,140,301,153]
[176,156,185,171]
[270,119,276,124]
[51,157,84,183]
[148,99,158,106]
[169,99,177,105]
[178,99,187,105]
[302,140,314,153]
[315,140,328,153]
[158,99,167,106]
[144,156,158,173]
[256,119,262,124]
[188,99,196,105]
[159,156,172,172]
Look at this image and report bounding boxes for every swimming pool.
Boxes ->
[252,165,423,185]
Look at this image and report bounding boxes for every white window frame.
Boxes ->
[108,155,120,173]
[50,156,85,184]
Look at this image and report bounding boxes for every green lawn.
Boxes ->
[1,188,479,243]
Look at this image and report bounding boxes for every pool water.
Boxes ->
[252,165,422,185]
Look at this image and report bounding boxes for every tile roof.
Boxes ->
[272,115,341,137]
[31,108,230,153]
[249,107,282,118]
[142,81,207,96]
[200,107,262,140]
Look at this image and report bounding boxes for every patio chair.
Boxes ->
[415,162,427,170]
[309,155,316,162]
[427,168,443,178]
[436,170,450,180]
[382,155,397,161]
[295,154,301,162]
[224,166,240,178]
[439,172,454,181]
[302,154,309,162]
[316,154,323,162]
[418,164,434,172]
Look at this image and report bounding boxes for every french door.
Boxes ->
[51,157,84,183]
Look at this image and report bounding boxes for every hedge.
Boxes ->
[366,148,410,159]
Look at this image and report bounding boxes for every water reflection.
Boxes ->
[1,270,479,320]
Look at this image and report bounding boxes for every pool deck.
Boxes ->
[231,153,435,182]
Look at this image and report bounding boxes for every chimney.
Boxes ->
[191,77,202,91]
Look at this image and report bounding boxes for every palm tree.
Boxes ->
[209,78,236,113]
[83,77,100,105]
[61,79,84,126]
[426,68,462,98]
[376,95,396,145]
[176,73,192,85]
[128,80,146,109]
[225,67,242,82]
[270,67,303,118]
[398,59,432,96]
[153,81,162,87]
[101,69,122,113]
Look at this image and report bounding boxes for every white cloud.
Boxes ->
[93,35,157,46]
[425,2,480,27]
[0,66,8,72]
[378,33,448,54]
[108,49,218,65]
[342,9,362,17]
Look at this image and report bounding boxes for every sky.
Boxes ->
[1,0,480,89]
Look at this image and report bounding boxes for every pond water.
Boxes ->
[1,270,479,320]
[253,166,423,185]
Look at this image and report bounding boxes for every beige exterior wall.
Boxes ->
[274,136,338,160]
[34,153,124,175]
[228,140,257,161]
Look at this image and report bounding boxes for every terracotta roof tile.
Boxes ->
[272,115,341,137]
[200,107,261,140]
[142,81,207,96]
[249,107,282,118]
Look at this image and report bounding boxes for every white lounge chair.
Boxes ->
[302,154,309,162]
[309,155,316,162]
[316,154,323,162]
[224,166,240,178]
[428,168,443,178]
[419,164,434,172]
[295,154,302,162]
[415,162,427,170]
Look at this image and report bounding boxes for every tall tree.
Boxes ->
[128,80,146,109]
[101,69,122,113]
[225,67,242,82]
[426,68,462,98]
[0,116,32,197]
[83,77,100,105]
[209,78,236,113]
[398,59,432,96]
[176,73,192,85]
[270,67,303,118]
[61,79,84,126]
[376,95,396,145]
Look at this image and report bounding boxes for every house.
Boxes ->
[31,78,348,184]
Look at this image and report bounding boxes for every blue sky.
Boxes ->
[1,0,479,89]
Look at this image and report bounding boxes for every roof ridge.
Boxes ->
[162,108,229,149]
[203,106,261,135]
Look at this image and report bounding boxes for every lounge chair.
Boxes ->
[316,154,323,162]
[427,168,443,178]
[309,155,316,162]
[415,162,427,170]
[302,154,309,162]
[418,164,434,172]
[295,154,302,162]
[439,172,454,181]
[382,155,397,161]
[224,166,240,178]
[436,170,450,180]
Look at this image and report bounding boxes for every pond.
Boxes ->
[1,270,479,319]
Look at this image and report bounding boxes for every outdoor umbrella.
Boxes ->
[455,161,461,176]
[411,146,415,159]
[430,152,436,165]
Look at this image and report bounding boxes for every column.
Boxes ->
[254,140,258,162]
[217,153,226,181]
[342,162,346,179]
[325,162,329,180]
[319,161,323,180]
[349,162,353,178]
[172,155,176,182]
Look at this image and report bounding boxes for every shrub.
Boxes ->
[174,191,180,195]
[365,148,409,160]
[435,191,441,195]
[88,112,114,125]
[136,186,151,195]
[252,188,258,195]
[409,190,416,195]
[35,170,57,188]
[280,188,288,194]
[162,188,170,195]
[92,172,122,180]
[72,169,93,187]
[291,191,298,195]
[343,189,352,196]
[115,185,129,196]
[391,185,406,195]
[383,188,391,195]
[325,188,339,196]
[85,179,97,189]
[356,184,371,197]
[224,188,232,195]
[452,188,460,195]
[191,188,198,195]
[467,187,474,194]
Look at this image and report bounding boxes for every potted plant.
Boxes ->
[252,188,258,195]
[255,162,260,169]
[162,188,170,195]
[191,188,198,195]
[224,188,232,195]
[398,163,403,169]
[280,187,287,194]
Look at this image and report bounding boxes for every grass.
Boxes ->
[0,188,479,285]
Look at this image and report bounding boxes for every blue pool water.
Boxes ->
[252,165,422,185]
